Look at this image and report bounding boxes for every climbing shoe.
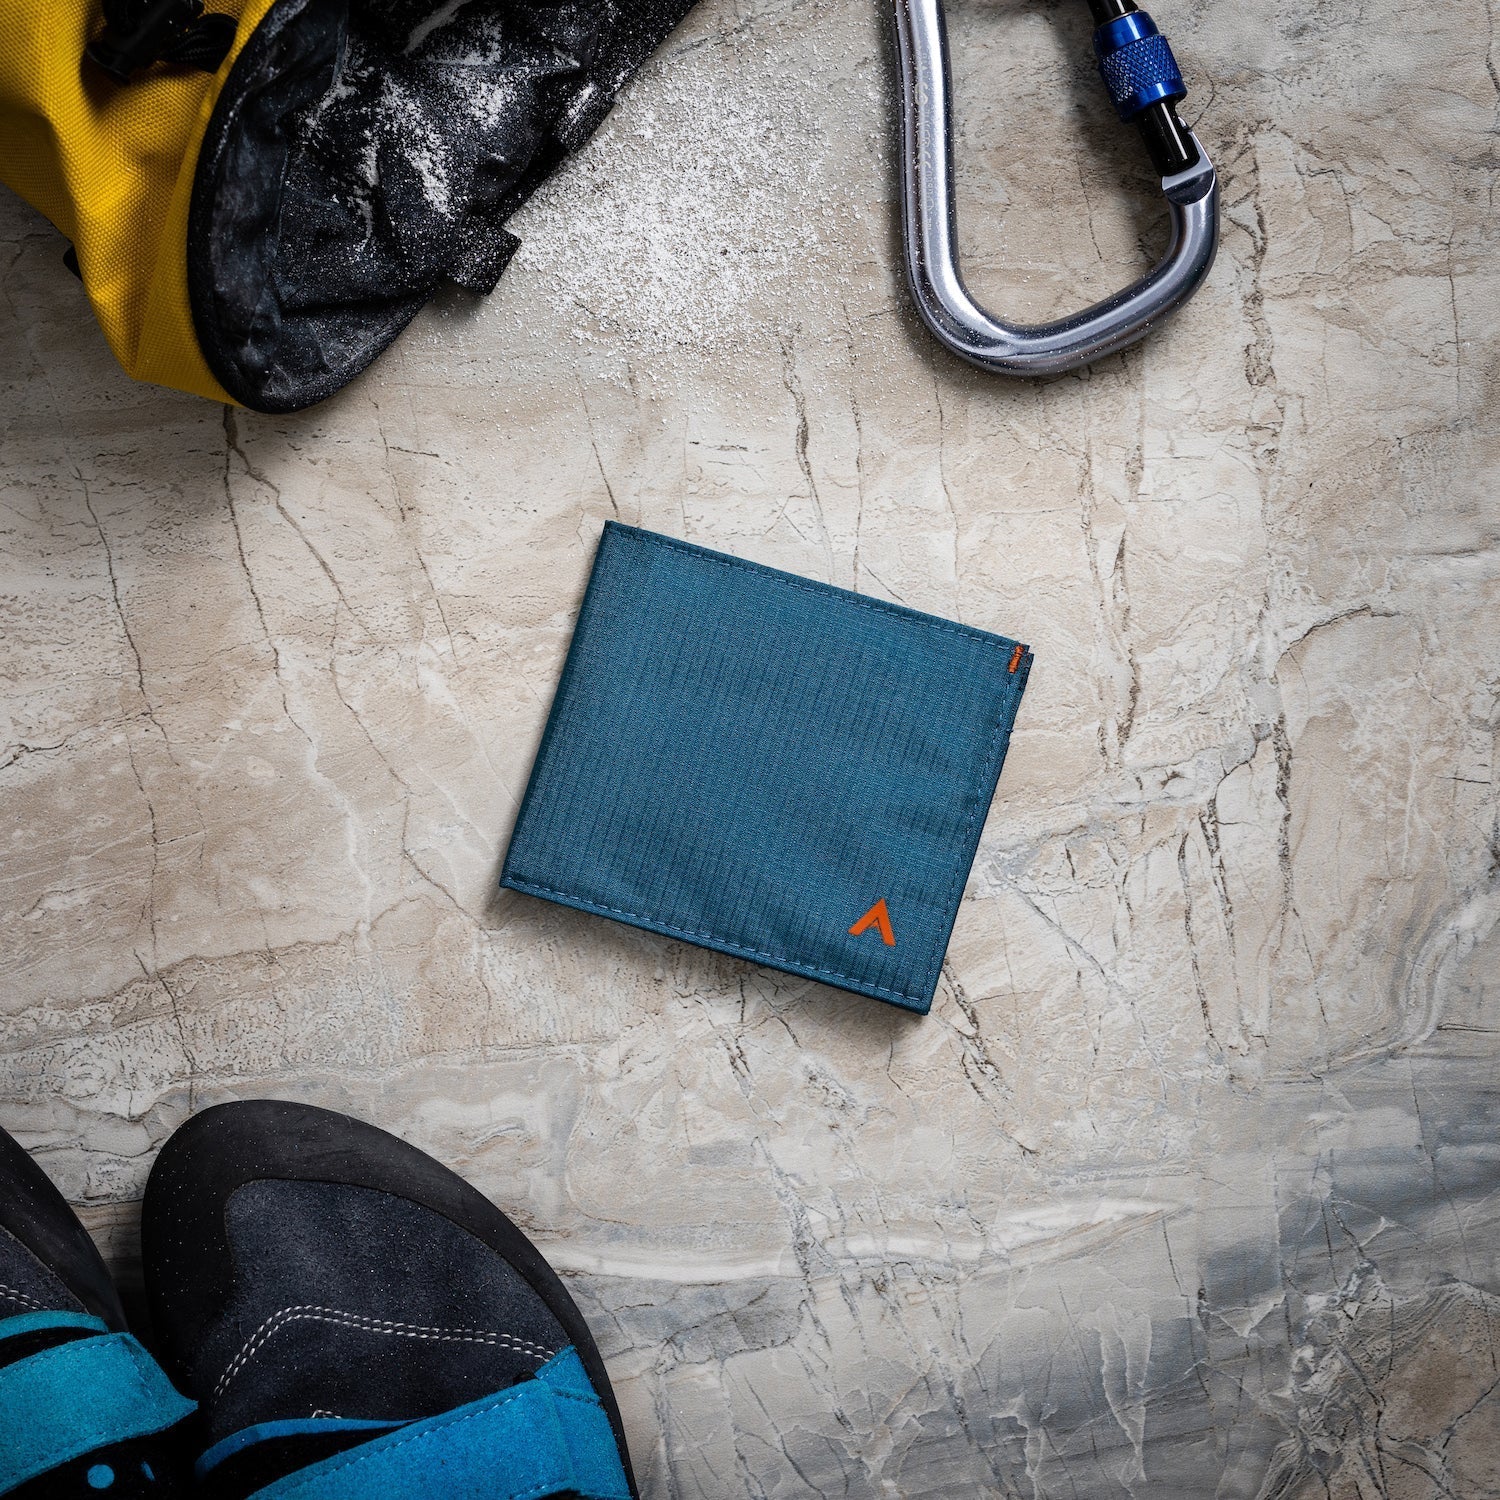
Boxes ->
[0,0,696,410]
[142,1099,637,1499]
[0,1125,195,1498]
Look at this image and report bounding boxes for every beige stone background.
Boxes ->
[2,0,1498,1494]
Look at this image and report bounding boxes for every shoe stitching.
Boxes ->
[0,1284,44,1310]
[267,1380,626,1500]
[214,1306,556,1399]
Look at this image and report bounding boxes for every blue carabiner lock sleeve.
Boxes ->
[1093,10,1187,122]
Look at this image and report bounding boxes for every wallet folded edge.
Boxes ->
[499,871,938,1013]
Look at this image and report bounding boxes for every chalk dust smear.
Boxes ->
[510,29,851,355]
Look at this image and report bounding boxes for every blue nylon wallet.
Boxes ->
[500,523,1033,1015]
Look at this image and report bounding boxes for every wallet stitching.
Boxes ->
[611,524,1030,662]
[502,876,931,1008]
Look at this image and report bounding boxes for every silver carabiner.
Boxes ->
[893,0,1219,376]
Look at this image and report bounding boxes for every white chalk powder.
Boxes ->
[509,26,860,355]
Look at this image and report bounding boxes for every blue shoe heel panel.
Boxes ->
[245,1347,630,1500]
[0,1321,196,1495]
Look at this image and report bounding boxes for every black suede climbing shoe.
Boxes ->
[142,1100,637,1500]
[0,1126,194,1499]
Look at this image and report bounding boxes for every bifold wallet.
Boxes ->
[500,523,1032,1014]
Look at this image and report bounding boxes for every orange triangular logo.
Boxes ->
[849,898,896,947]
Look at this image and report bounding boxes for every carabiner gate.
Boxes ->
[893,0,1219,376]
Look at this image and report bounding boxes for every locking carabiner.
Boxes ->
[893,0,1219,376]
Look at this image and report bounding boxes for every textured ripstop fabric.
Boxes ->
[0,0,276,401]
[501,523,1033,1014]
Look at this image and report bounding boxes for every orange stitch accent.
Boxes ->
[849,899,896,947]
[1007,644,1024,674]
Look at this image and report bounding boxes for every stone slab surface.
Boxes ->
[2,0,1497,1495]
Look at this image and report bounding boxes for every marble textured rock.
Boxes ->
[1,0,1497,1495]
